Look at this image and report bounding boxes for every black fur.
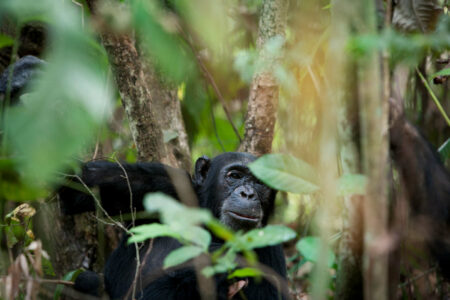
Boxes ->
[390,112,450,279]
[0,55,44,104]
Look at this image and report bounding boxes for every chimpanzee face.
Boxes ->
[194,152,276,231]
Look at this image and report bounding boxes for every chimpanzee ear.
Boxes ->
[194,155,211,186]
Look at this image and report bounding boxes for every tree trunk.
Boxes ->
[330,1,365,299]
[358,0,390,298]
[239,0,287,156]
[89,0,191,168]
[101,32,166,163]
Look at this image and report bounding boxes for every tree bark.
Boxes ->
[239,0,287,156]
[89,0,191,168]
[101,32,166,163]
[358,0,390,298]
[141,59,191,170]
[329,2,365,299]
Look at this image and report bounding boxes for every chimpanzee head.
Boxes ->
[194,152,277,231]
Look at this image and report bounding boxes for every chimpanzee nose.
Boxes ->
[237,186,255,200]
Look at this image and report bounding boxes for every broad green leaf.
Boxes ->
[131,0,193,81]
[431,68,450,80]
[296,236,335,268]
[228,267,262,279]
[128,223,181,244]
[248,154,319,194]
[337,174,367,196]
[202,250,237,277]
[6,227,19,248]
[2,0,113,185]
[236,225,296,250]
[144,193,212,227]
[207,219,235,241]
[181,226,211,250]
[163,246,204,269]
[54,269,84,300]
[0,34,14,49]
[438,138,450,161]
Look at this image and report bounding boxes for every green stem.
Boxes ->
[416,67,450,127]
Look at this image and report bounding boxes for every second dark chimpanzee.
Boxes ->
[59,152,287,299]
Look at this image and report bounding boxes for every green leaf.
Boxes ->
[6,227,19,248]
[163,246,204,269]
[206,219,235,241]
[431,68,450,79]
[202,249,238,277]
[131,0,193,81]
[337,174,367,196]
[296,236,335,268]
[438,138,450,161]
[0,34,14,49]
[248,154,319,194]
[237,225,296,250]
[144,193,212,228]
[228,267,262,279]
[54,269,84,300]
[128,223,181,244]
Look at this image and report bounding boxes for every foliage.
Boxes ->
[129,193,297,276]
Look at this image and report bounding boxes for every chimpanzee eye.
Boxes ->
[226,171,242,179]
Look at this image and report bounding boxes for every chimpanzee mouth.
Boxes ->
[227,211,260,222]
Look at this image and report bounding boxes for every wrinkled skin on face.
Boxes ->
[194,152,276,232]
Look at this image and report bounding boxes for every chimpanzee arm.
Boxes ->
[58,161,188,216]
[389,100,450,279]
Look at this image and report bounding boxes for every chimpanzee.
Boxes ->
[389,99,450,279]
[0,55,44,105]
[59,152,287,299]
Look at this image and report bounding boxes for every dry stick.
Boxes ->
[124,239,155,300]
[112,158,149,300]
[178,28,242,143]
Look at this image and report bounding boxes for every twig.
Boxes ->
[125,239,155,300]
[113,157,135,227]
[62,171,142,300]
[398,267,436,288]
[415,67,450,127]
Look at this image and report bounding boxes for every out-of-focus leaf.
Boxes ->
[337,174,367,196]
[0,159,48,200]
[128,223,181,244]
[202,249,237,277]
[248,153,319,194]
[163,246,204,269]
[144,193,212,227]
[392,0,442,33]
[0,34,14,49]
[296,236,335,268]
[2,0,113,185]
[438,138,450,161]
[131,0,193,82]
[5,203,36,222]
[54,269,84,300]
[6,227,19,248]
[431,67,450,79]
[234,225,296,250]
[174,0,229,56]
[228,267,262,279]
[207,219,235,241]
